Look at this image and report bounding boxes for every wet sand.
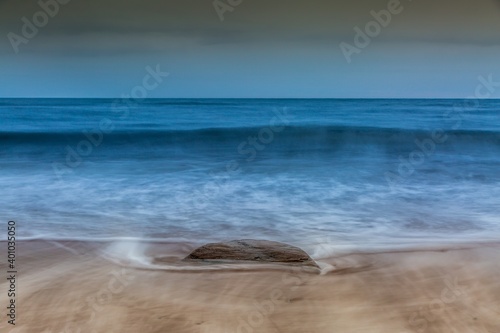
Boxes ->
[1,240,500,333]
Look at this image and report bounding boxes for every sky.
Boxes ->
[1,0,500,98]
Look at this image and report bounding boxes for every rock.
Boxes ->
[184,239,318,268]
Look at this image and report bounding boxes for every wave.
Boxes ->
[1,125,499,147]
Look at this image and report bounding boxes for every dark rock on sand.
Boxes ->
[184,239,318,268]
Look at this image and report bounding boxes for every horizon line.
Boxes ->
[1,97,499,100]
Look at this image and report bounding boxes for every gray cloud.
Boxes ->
[1,0,500,98]
[2,0,500,55]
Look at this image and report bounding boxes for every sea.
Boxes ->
[1,99,499,255]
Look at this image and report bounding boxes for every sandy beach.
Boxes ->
[2,240,500,333]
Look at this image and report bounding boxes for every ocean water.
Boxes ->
[1,99,500,253]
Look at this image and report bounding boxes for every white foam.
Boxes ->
[12,235,195,243]
[101,240,151,266]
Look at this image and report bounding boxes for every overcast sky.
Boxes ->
[1,0,500,98]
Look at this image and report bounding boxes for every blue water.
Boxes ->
[1,99,500,251]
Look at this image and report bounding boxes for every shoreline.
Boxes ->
[1,240,500,332]
[5,234,500,253]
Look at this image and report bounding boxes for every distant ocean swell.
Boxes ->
[1,126,499,147]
